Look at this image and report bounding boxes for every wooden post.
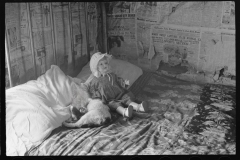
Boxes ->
[49,3,57,65]
[101,2,108,53]
[84,2,90,61]
[27,3,37,79]
[5,36,13,88]
[68,2,74,74]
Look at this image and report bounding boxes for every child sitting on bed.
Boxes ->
[85,52,148,118]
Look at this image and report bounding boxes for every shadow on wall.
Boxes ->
[156,60,235,86]
[157,61,188,75]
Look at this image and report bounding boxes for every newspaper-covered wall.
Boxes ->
[5,3,35,86]
[106,2,138,65]
[105,1,235,76]
[30,3,55,76]
[221,1,235,30]
[135,2,165,68]
[51,2,71,73]
[199,32,235,75]
[71,2,87,59]
[5,2,100,87]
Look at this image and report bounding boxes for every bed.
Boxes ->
[6,58,236,156]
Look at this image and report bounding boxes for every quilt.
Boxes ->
[27,71,236,155]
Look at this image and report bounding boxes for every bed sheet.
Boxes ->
[27,72,236,155]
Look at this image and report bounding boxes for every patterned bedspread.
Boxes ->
[27,72,236,155]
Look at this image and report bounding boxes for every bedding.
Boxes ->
[76,57,143,88]
[6,65,77,156]
[6,58,142,156]
[26,71,236,155]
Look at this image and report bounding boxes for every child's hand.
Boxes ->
[124,80,130,88]
[79,107,88,114]
[117,76,129,89]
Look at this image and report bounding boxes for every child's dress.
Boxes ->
[86,72,135,110]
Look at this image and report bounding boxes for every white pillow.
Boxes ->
[109,58,143,88]
[6,65,74,156]
[76,58,143,88]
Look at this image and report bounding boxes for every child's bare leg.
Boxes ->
[116,105,133,118]
[129,101,148,112]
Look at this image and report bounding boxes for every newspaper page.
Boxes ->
[158,2,171,24]
[70,2,87,59]
[221,1,235,30]
[106,2,138,64]
[168,2,225,28]
[6,3,35,86]
[107,13,138,64]
[168,2,203,27]
[30,2,54,76]
[52,2,71,69]
[135,2,162,68]
[136,22,152,68]
[150,25,201,70]
[135,2,160,24]
[201,2,223,28]
[199,31,235,75]
[106,2,136,14]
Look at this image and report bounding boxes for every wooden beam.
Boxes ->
[5,36,13,88]
[27,3,37,79]
[101,2,108,53]
[84,2,90,61]
[50,3,57,65]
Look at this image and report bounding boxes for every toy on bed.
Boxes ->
[63,98,111,128]
[6,56,143,156]
[63,81,112,128]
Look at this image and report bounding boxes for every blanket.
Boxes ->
[27,72,236,155]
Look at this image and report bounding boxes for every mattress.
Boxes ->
[26,71,236,155]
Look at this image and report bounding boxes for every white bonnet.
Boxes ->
[90,52,112,77]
